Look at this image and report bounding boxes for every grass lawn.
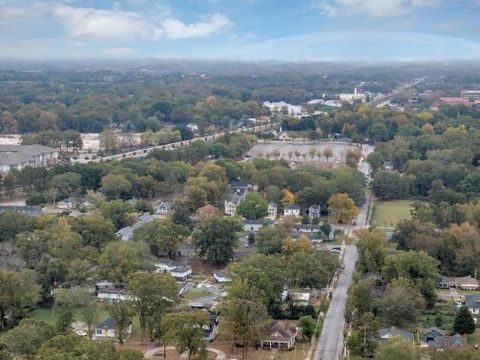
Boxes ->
[420,301,457,331]
[468,328,480,345]
[29,306,109,326]
[372,200,414,228]
[183,288,214,300]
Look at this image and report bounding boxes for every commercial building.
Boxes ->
[0,145,58,173]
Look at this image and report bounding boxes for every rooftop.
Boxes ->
[0,144,57,166]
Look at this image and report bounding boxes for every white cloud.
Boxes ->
[313,0,436,18]
[161,14,232,39]
[51,3,232,41]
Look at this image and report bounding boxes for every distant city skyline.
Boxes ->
[1,0,480,61]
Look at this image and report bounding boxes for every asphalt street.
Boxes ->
[313,144,373,360]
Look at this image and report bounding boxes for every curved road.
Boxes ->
[313,144,373,360]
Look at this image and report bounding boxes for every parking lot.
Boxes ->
[247,141,361,166]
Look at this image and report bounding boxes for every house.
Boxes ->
[290,291,311,306]
[0,205,42,216]
[267,202,277,221]
[465,294,480,315]
[97,288,135,303]
[94,317,132,341]
[96,280,114,290]
[308,205,321,219]
[260,321,297,350]
[57,197,78,210]
[154,261,192,281]
[244,220,273,233]
[378,327,414,342]
[154,200,173,215]
[284,204,300,217]
[116,226,134,241]
[224,200,237,216]
[293,224,321,233]
[203,313,219,342]
[449,276,479,290]
[137,213,154,225]
[229,180,251,199]
[186,123,199,132]
[0,144,59,174]
[421,328,466,349]
[437,276,449,289]
[213,271,231,284]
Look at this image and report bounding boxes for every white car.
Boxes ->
[75,330,87,337]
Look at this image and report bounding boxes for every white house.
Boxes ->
[308,204,321,219]
[213,271,231,284]
[186,123,199,132]
[284,204,300,217]
[154,261,192,282]
[267,202,277,221]
[97,288,136,303]
[244,220,274,233]
[466,294,480,315]
[224,200,237,216]
[154,200,173,215]
[57,197,78,210]
[94,317,132,341]
[290,291,311,306]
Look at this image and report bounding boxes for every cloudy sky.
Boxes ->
[1,0,480,61]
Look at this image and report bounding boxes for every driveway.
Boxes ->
[144,346,226,360]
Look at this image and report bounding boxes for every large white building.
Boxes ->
[263,101,303,117]
[0,145,58,173]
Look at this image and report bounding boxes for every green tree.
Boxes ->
[100,174,133,200]
[118,348,146,360]
[105,301,137,345]
[298,315,316,340]
[1,319,55,359]
[285,251,329,288]
[70,214,116,249]
[236,192,268,220]
[49,172,82,200]
[128,272,178,343]
[375,337,418,360]
[77,292,100,339]
[99,241,152,285]
[256,226,287,255]
[99,129,119,154]
[453,305,475,335]
[36,334,118,360]
[383,251,439,307]
[132,220,189,258]
[193,216,243,264]
[100,200,136,229]
[0,211,34,242]
[357,229,388,273]
[372,170,409,200]
[161,310,210,360]
[347,312,379,359]
[0,269,40,330]
[222,279,269,360]
[54,289,76,334]
[328,193,359,224]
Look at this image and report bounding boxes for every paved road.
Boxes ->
[368,78,425,107]
[313,144,372,360]
[314,245,358,360]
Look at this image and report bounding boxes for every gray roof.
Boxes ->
[423,327,446,337]
[378,328,414,341]
[96,317,132,330]
[0,205,41,215]
[0,145,57,166]
[117,226,134,240]
[285,204,300,210]
[465,294,480,309]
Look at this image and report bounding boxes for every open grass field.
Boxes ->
[372,200,414,228]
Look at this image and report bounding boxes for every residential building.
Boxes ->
[308,204,321,219]
[244,220,273,233]
[293,224,321,233]
[229,180,251,199]
[94,317,132,341]
[154,260,192,281]
[0,144,59,174]
[438,276,480,290]
[186,123,199,132]
[421,328,466,349]
[290,291,311,306]
[97,288,135,303]
[260,321,297,350]
[213,271,231,284]
[224,200,237,216]
[461,90,480,100]
[0,205,41,216]
[154,200,173,215]
[116,212,154,241]
[465,294,480,315]
[378,328,414,342]
[437,276,449,289]
[57,197,78,210]
[267,202,277,221]
[203,313,219,342]
[284,204,300,217]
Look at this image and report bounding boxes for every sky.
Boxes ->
[1,0,480,61]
